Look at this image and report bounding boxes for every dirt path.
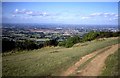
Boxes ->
[61,45,112,76]
[61,44,119,76]
[77,44,119,76]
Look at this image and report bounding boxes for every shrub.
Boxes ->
[58,36,81,48]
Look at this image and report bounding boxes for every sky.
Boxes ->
[2,0,120,2]
[2,2,118,25]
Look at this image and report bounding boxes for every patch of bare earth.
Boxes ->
[77,44,119,76]
[60,45,114,76]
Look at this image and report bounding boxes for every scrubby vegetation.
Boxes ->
[2,38,16,52]
[58,36,80,48]
[58,31,120,48]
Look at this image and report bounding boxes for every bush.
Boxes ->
[44,39,58,47]
[2,38,16,52]
[16,40,38,50]
[82,31,100,41]
[58,41,66,46]
[58,36,81,48]
[65,40,74,48]
[59,31,120,48]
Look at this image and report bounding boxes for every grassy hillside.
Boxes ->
[100,48,119,76]
[2,37,119,76]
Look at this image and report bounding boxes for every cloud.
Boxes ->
[108,17,118,21]
[26,11,33,15]
[109,18,112,21]
[79,12,118,23]
[14,9,29,14]
[90,13,103,16]
[81,16,91,19]
[13,9,50,16]
[15,9,18,12]
[90,12,118,17]
[12,14,16,17]
[115,15,118,17]
[113,18,118,20]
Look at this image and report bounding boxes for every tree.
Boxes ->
[16,40,38,51]
[44,39,58,47]
[82,31,100,41]
[58,35,81,48]
[2,38,16,52]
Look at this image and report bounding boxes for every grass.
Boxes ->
[100,48,120,76]
[2,37,119,76]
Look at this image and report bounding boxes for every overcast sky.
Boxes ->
[2,2,118,25]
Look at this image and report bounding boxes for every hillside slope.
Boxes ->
[2,37,119,76]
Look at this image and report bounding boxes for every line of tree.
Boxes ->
[2,31,120,52]
[2,38,58,52]
[58,31,120,48]
[2,38,16,52]
[82,31,120,42]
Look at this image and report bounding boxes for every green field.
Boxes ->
[2,37,119,76]
[100,48,119,76]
